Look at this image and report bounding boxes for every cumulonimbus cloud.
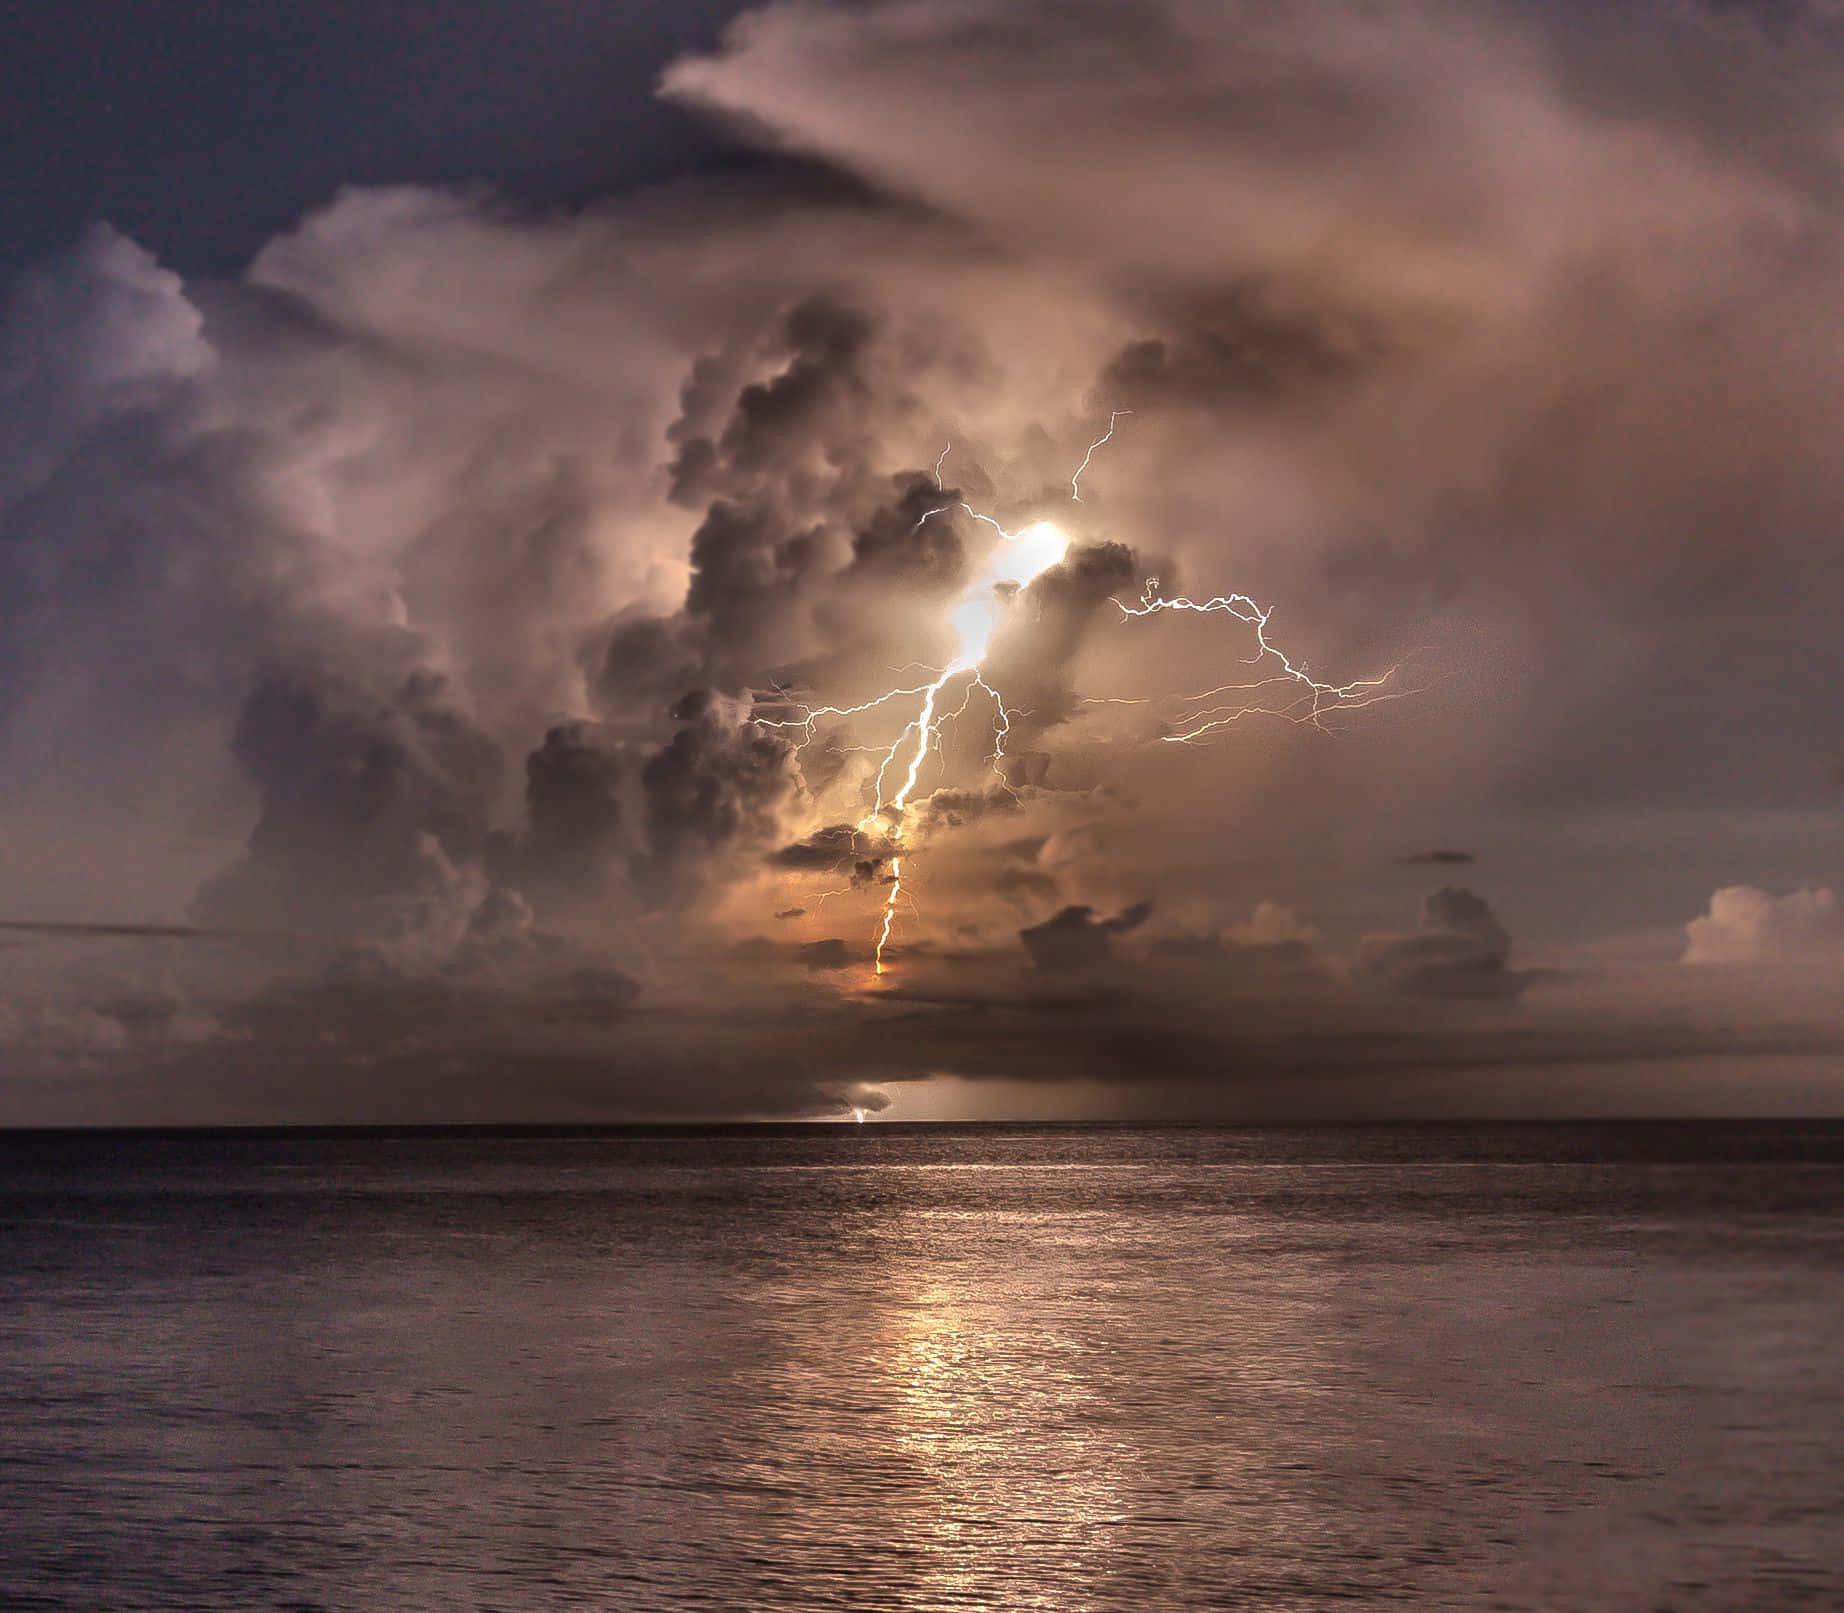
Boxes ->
[5,0,1844,1118]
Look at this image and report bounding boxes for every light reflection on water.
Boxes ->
[1,1128,1841,1610]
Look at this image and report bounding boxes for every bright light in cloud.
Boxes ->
[981,520,1070,590]
[948,595,1001,672]
[948,520,1068,668]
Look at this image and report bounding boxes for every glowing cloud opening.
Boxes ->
[948,597,999,672]
[949,520,1067,668]
[980,520,1070,592]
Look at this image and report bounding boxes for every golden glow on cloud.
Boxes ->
[757,419,1393,981]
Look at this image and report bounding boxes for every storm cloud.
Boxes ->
[1356,888,1529,1001]
[3,0,1843,1120]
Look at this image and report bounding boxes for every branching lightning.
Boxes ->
[757,430,1098,975]
[752,414,1398,977]
[1114,579,1404,739]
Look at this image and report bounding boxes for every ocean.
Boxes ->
[1,1122,1839,1610]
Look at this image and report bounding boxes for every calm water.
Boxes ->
[1,1123,1840,1611]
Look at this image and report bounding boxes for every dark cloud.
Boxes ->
[1098,282,1381,416]
[0,919,258,943]
[593,612,711,720]
[662,296,889,676]
[636,689,803,904]
[1356,887,1529,1000]
[194,670,502,939]
[915,787,1022,834]
[845,472,969,593]
[985,844,1059,905]
[1149,932,1226,960]
[672,296,879,506]
[1148,930,1323,988]
[979,541,1139,736]
[1019,900,1153,973]
[1399,850,1476,866]
[767,819,896,891]
[769,823,866,871]
[593,293,997,727]
[796,937,855,971]
[807,990,1844,1110]
[684,497,832,654]
[223,951,641,1056]
[517,721,629,896]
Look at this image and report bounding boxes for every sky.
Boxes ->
[1,0,1841,1124]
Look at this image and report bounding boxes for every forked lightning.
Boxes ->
[753,417,1395,976]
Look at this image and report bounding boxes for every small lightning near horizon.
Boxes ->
[753,415,1397,977]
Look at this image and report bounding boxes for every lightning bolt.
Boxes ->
[764,655,1020,975]
[754,413,1398,978]
[1070,409,1130,502]
[1114,579,1403,739]
[870,667,949,973]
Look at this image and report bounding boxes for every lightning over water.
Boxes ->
[752,417,1397,976]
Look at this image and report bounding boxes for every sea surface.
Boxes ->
[1,1122,1840,1611]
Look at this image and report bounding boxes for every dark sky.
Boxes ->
[2,0,1842,1124]
[0,1,750,280]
